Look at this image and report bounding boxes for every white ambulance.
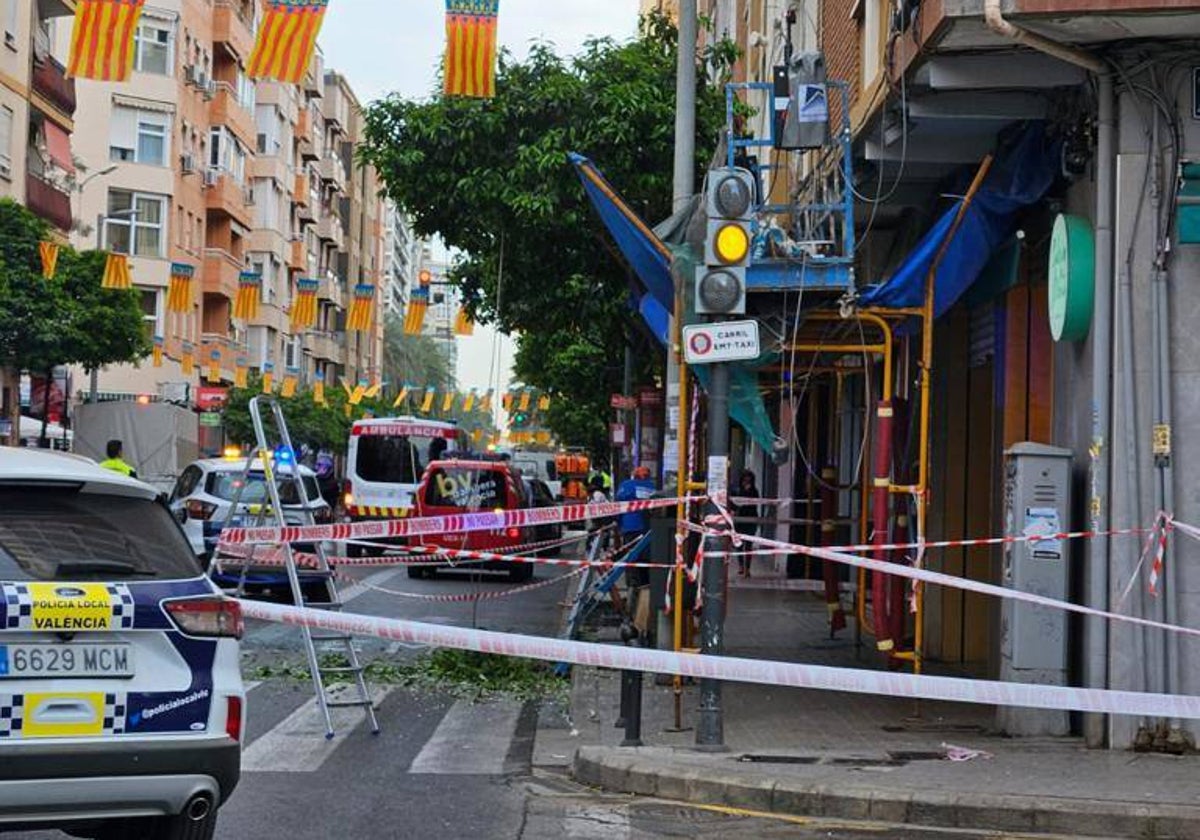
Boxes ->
[344,417,462,534]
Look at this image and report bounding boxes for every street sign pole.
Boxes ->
[697,360,729,750]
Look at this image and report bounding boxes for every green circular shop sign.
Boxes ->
[1048,213,1095,342]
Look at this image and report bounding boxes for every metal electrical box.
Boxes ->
[997,442,1072,737]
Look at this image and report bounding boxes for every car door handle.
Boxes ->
[32,699,98,725]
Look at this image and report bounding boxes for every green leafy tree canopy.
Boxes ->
[359,14,733,452]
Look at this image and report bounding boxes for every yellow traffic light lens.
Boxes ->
[714,223,750,265]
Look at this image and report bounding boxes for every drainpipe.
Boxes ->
[985,0,1114,748]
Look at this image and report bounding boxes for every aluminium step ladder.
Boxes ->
[213,395,379,739]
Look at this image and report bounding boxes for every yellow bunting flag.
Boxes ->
[349,382,367,406]
[38,241,59,279]
[518,391,531,412]
[393,386,409,409]
[262,363,275,394]
[444,0,499,99]
[440,391,454,413]
[151,336,163,368]
[247,0,329,83]
[234,356,248,389]
[364,381,383,400]
[454,307,474,336]
[480,390,493,412]
[206,349,222,384]
[101,252,132,290]
[535,431,552,445]
[463,390,476,412]
[421,389,435,413]
[66,0,146,82]
[167,263,194,314]
[234,272,261,321]
[340,378,353,398]
[290,278,319,330]
[472,429,483,443]
[181,342,195,377]
[404,271,431,335]
[347,284,375,332]
[502,392,513,411]
[313,371,326,405]
[281,368,299,398]
[538,395,551,411]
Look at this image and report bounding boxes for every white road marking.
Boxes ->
[242,684,390,773]
[408,698,523,775]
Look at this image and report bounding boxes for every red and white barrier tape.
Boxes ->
[236,599,1200,721]
[711,529,1200,641]
[218,496,685,547]
[343,566,588,604]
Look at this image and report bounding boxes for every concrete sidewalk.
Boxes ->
[537,581,1200,838]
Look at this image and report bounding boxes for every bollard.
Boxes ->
[618,621,643,747]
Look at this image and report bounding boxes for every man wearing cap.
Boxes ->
[615,466,655,542]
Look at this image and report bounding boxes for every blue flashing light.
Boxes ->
[274,446,295,465]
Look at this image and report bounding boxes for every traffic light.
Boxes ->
[696,167,754,316]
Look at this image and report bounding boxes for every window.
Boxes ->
[133,22,172,75]
[138,286,161,337]
[209,127,248,184]
[105,189,167,258]
[0,105,11,175]
[110,105,170,165]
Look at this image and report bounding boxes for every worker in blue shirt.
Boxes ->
[616,465,655,541]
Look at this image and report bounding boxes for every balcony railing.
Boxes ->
[25,172,71,231]
[31,55,76,118]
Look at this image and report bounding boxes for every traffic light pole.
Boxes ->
[697,359,729,750]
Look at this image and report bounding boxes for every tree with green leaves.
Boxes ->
[222,375,351,455]
[382,315,455,391]
[0,198,149,444]
[360,14,734,453]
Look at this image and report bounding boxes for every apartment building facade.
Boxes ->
[381,200,415,318]
[684,0,1200,748]
[63,4,384,402]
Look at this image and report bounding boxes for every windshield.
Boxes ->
[424,468,514,510]
[207,472,322,506]
[356,436,446,485]
[0,488,202,581]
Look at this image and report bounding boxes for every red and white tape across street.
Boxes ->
[237,599,1200,720]
[217,496,684,547]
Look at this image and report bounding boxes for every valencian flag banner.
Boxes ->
[421,389,436,413]
[151,336,164,368]
[291,278,319,330]
[347,284,375,332]
[67,0,146,82]
[38,242,59,279]
[234,272,261,321]
[206,349,222,385]
[181,342,195,377]
[479,390,493,412]
[444,0,499,98]
[247,0,329,84]
[392,385,410,409]
[281,368,299,398]
[403,278,430,335]
[167,262,194,314]
[262,362,275,394]
[234,356,249,389]
[313,370,326,405]
[101,253,132,290]
[454,307,474,336]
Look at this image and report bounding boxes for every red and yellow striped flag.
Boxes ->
[262,363,275,394]
[247,0,329,84]
[234,272,261,321]
[290,278,319,330]
[454,307,474,336]
[403,282,430,336]
[463,390,476,412]
[347,284,375,332]
[442,391,455,413]
[101,253,132,289]
[181,342,195,377]
[67,0,146,82]
[281,368,299,398]
[444,0,500,99]
[537,394,551,411]
[206,349,222,384]
[234,356,249,389]
[38,241,59,279]
[151,336,163,368]
[313,371,326,405]
[518,390,531,412]
[479,390,493,412]
[421,389,436,413]
[167,262,194,314]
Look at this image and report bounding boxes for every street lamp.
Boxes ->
[71,163,118,239]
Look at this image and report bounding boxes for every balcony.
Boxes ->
[306,330,343,363]
[202,248,242,300]
[25,172,71,231]
[315,214,344,249]
[209,83,255,148]
[288,238,307,272]
[204,171,253,227]
[212,1,254,62]
[318,156,346,193]
[293,173,310,206]
[31,55,76,121]
[316,274,342,304]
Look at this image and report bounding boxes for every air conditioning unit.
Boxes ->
[195,70,208,89]
[243,188,255,207]
[180,153,195,174]
[203,168,220,188]
[202,79,216,101]
[183,65,196,85]
[0,159,11,180]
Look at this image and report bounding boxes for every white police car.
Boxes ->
[0,449,244,839]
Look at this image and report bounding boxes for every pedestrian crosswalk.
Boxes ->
[240,681,537,776]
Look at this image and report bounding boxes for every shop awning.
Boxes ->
[570,152,674,344]
[43,120,73,174]
[858,122,1060,316]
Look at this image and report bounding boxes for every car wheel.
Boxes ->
[347,542,363,559]
[508,563,534,583]
[406,565,427,580]
[87,810,217,840]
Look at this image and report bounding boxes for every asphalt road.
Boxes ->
[3,556,1066,839]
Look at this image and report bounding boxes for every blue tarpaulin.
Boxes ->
[570,152,674,343]
[858,123,1061,315]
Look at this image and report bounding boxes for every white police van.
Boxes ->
[0,449,245,839]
